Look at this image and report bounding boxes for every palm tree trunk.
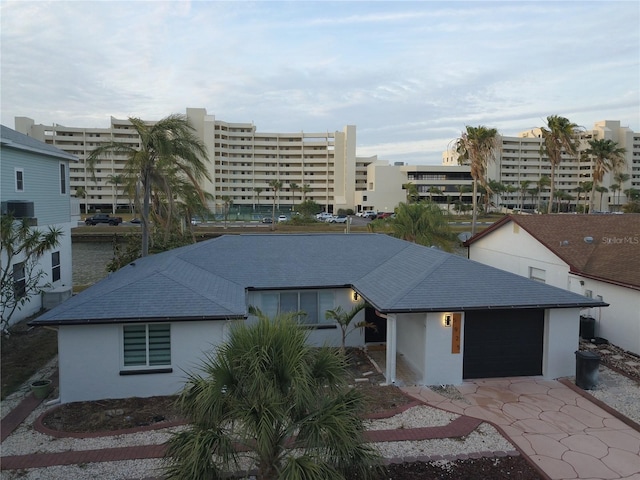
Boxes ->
[142,173,151,257]
[548,164,556,214]
[471,180,478,235]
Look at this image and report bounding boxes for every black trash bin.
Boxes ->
[579,316,595,340]
[575,350,600,390]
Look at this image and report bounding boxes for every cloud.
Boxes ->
[1,1,638,164]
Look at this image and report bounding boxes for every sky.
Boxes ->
[1,1,639,165]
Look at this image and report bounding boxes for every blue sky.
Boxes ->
[1,1,638,164]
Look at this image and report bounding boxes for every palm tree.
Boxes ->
[454,126,500,235]
[87,114,209,257]
[536,176,551,213]
[301,183,311,202]
[220,195,232,229]
[540,115,580,214]
[454,184,471,214]
[556,190,574,212]
[519,180,531,211]
[268,179,282,230]
[288,182,299,212]
[428,186,442,203]
[74,186,87,214]
[613,172,630,207]
[402,182,420,204]
[596,185,609,212]
[574,181,592,213]
[106,174,125,214]
[390,201,453,251]
[254,187,263,210]
[324,302,369,355]
[585,139,626,214]
[487,179,505,212]
[164,310,383,480]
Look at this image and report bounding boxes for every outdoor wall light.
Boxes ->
[352,291,360,302]
[444,314,452,327]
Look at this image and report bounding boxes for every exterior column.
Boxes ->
[385,314,397,384]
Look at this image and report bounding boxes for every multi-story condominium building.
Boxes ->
[15,109,370,215]
[443,121,639,212]
[354,161,474,213]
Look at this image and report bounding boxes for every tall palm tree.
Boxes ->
[519,180,531,211]
[288,182,299,212]
[106,174,125,214]
[454,184,471,213]
[613,172,630,206]
[574,181,592,213]
[164,310,383,480]
[596,185,608,212]
[301,183,311,202]
[536,176,551,212]
[220,195,232,229]
[74,186,87,214]
[428,186,442,203]
[268,179,282,231]
[487,179,505,212]
[585,139,626,214]
[254,187,263,210]
[87,114,209,257]
[540,115,580,214]
[402,182,420,204]
[454,126,500,235]
[390,201,453,251]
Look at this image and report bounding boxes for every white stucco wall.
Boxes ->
[57,320,230,403]
[395,313,426,383]
[544,308,580,379]
[468,222,638,355]
[582,280,640,355]
[423,312,464,386]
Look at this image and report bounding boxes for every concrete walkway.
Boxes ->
[403,377,640,479]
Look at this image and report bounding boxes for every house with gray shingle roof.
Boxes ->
[32,233,605,404]
[465,214,640,355]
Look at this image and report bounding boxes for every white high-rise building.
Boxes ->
[443,121,639,212]
[15,108,371,215]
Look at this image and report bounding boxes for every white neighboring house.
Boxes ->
[1,125,77,326]
[465,214,640,356]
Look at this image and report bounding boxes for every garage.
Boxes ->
[463,309,544,379]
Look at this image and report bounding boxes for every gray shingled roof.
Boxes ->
[1,125,77,162]
[32,234,606,325]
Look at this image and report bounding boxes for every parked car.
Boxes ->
[84,213,122,226]
[277,215,288,223]
[261,217,273,224]
[330,215,348,223]
[191,216,203,225]
[316,212,333,221]
[377,212,392,219]
[130,218,141,224]
[362,211,377,220]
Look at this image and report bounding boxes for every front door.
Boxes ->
[364,307,386,343]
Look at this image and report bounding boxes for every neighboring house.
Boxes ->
[465,214,640,356]
[32,233,604,404]
[1,125,76,326]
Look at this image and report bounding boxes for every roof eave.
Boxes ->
[29,314,245,327]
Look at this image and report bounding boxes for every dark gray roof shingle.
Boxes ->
[33,234,605,325]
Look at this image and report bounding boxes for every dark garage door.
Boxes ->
[463,309,544,379]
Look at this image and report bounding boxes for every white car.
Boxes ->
[316,212,333,221]
[329,215,348,223]
[277,215,288,223]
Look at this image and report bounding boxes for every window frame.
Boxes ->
[528,266,546,283]
[15,168,24,192]
[51,251,61,282]
[59,163,67,195]
[261,290,335,327]
[120,323,172,375]
[13,262,26,299]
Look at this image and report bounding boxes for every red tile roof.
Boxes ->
[467,214,640,290]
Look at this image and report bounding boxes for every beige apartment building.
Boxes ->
[15,108,371,215]
[14,113,637,216]
[443,121,639,213]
